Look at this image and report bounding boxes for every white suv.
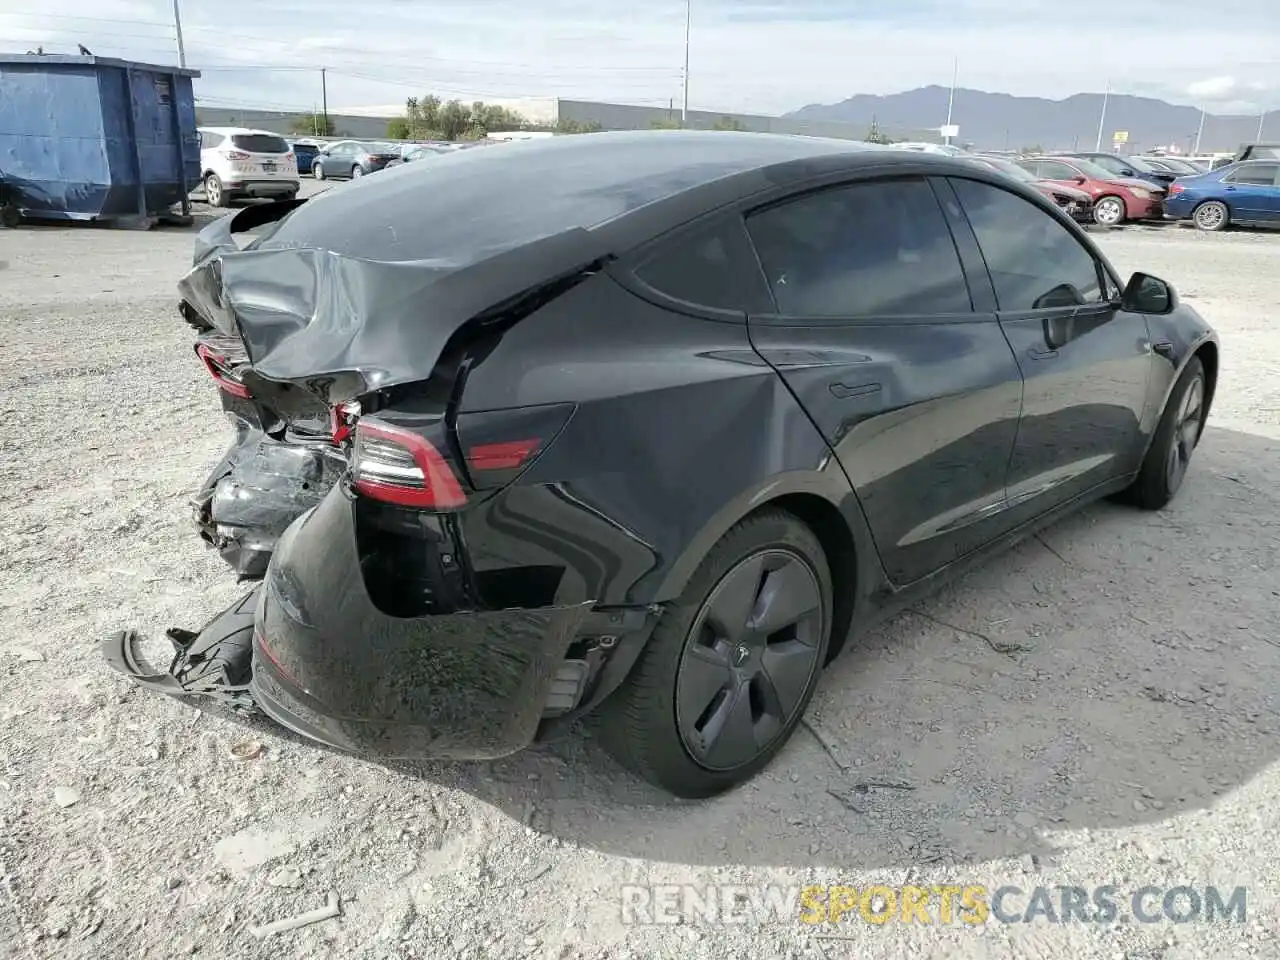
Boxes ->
[198,127,300,207]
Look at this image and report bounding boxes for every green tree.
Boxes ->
[394,94,528,142]
[650,117,683,130]
[289,112,334,136]
[711,116,744,131]
[1021,143,1044,155]
[864,117,894,145]
[555,118,602,134]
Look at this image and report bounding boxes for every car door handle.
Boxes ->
[1152,339,1174,358]
[1028,347,1058,360]
[828,381,882,400]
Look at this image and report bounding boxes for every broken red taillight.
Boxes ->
[196,343,251,399]
[329,400,359,445]
[351,418,468,509]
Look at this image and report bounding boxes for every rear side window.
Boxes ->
[633,218,769,313]
[231,134,290,154]
[1224,163,1279,185]
[951,178,1103,312]
[201,132,224,149]
[744,178,972,317]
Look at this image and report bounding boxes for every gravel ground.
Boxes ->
[2,196,1280,960]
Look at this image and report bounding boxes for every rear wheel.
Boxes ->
[1120,356,1205,509]
[1193,200,1229,231]
[599,509,832,798]
[351,165,364,178]
[1093,195,1126,225]
[205,173,230,208]
[313,163,325,181]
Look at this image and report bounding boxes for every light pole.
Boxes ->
[943,56,957,145]
[172,0,187,67]
[1094,80,1110,151]
[681,0,691,127]
[1258,110,1268,142]
[1194,107,1206,153]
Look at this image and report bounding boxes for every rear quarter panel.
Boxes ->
[453,274,870,609]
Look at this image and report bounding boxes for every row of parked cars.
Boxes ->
[895,142,1279,232]
[197,126,475,206]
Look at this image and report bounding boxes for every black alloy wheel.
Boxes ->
[1120,356,1206,509]
[600,509,833,798]
[676,549,824,771]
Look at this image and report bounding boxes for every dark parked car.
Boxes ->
[1017,156,1167,225]
[1163,160,1280,230]
[965,155,1094,221]
[1060,152,1176,188]
[110,132,1218,798]
[1137,156,1204,177]
[311,140,402,179]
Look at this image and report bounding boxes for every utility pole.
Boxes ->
[681,0,691,127]
[1194,107,1206,153]
[1094,81,1110,151]
[321,67,329,134]
[172,0,186,67]
[1258,110,1268,142]
[943,56,957,144]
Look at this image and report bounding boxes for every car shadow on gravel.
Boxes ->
[192,425,1280,874]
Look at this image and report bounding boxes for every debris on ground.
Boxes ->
[249,890,340,940]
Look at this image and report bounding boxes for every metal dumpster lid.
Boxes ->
[0,54,200,77]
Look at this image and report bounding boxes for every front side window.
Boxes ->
[1089,155,1125,175]
[1224,163,1279,186]
[951,178,1103,312]
[745,178,972,318]
[1037,160,1083,181]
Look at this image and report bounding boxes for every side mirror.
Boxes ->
[1073,175,1087,184]
[1121,272,1177,314]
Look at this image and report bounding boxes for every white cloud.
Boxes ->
[3,0,1279,114]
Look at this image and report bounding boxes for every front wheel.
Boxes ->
[599,509,833,798]
[1193,201,1229,231]
[351,165,364,178]
[1093,195,1126,225]
[313,163,326,181]
[1119,356,1206,509]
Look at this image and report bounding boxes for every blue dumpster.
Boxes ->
[0,55,201,225]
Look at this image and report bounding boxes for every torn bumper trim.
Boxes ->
[101,589,262,714]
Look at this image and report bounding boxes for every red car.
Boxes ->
[1016,156,1166,225]
[967,155,1094,221]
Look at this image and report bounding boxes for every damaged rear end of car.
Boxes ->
[118,176,663,759]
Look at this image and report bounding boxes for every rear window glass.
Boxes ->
[258,132,867,262]
[634,217,770,313]
[232,134,290,154]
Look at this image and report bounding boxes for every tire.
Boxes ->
[205,173,230,208]
[351,165,364,179]
[313,163,326,181]
[1120,356,1206,510]
[599,509,833,798]
[1193,200,1229,232]
[1093,195,1126,225]
[0,205,19,229]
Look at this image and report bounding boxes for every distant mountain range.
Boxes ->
[788,86,1268,153]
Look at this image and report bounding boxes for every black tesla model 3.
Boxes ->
[109,130,1218,799]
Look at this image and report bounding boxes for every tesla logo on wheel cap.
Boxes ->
[733,645,750,666]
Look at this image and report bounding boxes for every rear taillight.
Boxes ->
[196,343,251,399]
[226,150,250,160]
[330,400,359,444]
[351,419,467,509]
[1169,183,1185,195]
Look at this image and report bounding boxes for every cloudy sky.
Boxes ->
[3,0,1278,116]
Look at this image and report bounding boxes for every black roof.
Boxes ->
[261,130,906,262]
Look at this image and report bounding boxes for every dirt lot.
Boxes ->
[2,197,1279,960]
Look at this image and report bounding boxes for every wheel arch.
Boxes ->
[1194,339,1219,430]
[651,471,880,664]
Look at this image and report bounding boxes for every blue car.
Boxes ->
[1164,160,1280,231]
